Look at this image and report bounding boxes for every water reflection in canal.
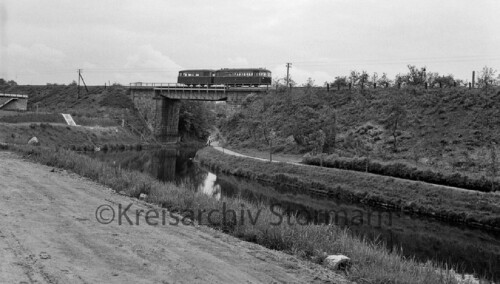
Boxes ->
[89,148,500,281]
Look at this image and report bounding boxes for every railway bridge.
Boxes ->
[129,83,268,143]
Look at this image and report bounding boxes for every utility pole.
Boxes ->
[77,69,89,99]
[286,63,292,87]
[77,69,81,99]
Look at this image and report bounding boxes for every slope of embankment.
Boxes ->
[0,83,215,144]
[219,86,500,182]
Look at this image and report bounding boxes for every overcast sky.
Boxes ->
[0,0,499,85]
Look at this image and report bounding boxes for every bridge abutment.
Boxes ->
[130,89,181,143]
[155,97,181,143]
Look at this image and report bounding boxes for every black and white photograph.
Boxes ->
[0,0,499,283]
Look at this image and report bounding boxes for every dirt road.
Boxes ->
[0,151,348,284]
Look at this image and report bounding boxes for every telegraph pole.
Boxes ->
[77,68,89,99]
[77,69,81,99]
[286,63,292,87]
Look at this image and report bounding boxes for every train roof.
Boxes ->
[179,69,215,72]
[179,68,271,73]
[216,68,271,72]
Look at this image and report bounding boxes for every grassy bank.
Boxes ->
[4,144,468,283]
[303,155,499,193]
[197,148,500,231]
[0,122,141,148]
[218,87,500,181]
[0,112,66,124]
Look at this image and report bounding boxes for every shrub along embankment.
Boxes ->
[3,144,466,284]
[197,147,500,231]
[0,122,141,148]
[0,112,66,124]
[303,155,499,193]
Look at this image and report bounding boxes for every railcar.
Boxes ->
[177,68,271,87]
[213,68,272,87]
[177,69,215,86]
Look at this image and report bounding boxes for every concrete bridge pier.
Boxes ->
[155,97,181,143]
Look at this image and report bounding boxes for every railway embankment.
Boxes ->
[196,147,500,231]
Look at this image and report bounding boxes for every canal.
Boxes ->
[88,147,500,282]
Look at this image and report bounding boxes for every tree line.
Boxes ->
[276,65,500,89]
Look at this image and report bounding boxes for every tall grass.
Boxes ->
[303,155,498,193]
[6,144,472,283]
[0,112,65,124]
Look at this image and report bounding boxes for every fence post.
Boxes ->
[327,83,330,92]
[472,71,475,89]
[398,83,401,89]
[469,82,472,90]
[374,82,376,89]
[425,82,428,89]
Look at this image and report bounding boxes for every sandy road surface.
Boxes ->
[0,151,348,284]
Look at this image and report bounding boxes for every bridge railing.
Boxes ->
[129,83,269,94]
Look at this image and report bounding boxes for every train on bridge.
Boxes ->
[178,68,272,87]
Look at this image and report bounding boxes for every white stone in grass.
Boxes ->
[325,255,352,271]
[139,193,147,200]
[28,137,40,146]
